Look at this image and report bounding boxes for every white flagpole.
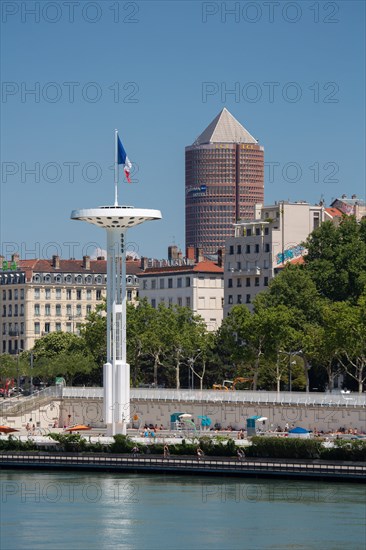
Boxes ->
[114,129,118,206]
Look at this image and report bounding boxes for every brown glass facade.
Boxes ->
[185,142,264,256]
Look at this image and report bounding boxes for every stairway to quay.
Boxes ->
[1,387,365,435]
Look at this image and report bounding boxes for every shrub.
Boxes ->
[247,437,322,459]
[320,439,366,461]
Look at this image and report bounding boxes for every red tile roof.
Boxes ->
[142,260,223,276]
[14,258,142,280]
[325,207,343,217]
[276,256,305,269]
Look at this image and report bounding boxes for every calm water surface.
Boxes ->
[0,470,365,550]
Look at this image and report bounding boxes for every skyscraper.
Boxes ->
[185,108,264,256]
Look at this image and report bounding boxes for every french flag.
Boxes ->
[117,136,132,183]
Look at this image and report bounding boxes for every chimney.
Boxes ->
[186,246,195,261]
[96,256,105,261]
[52,255,60,269]
[168,245,179,260]
[82,255,90,270]
[217,248,225,267]
[11,253,20,263]
[141,257,146,270]
[195,247,204,263]
[177,249,183,261]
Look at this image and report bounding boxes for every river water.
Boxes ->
[0,470,365,550]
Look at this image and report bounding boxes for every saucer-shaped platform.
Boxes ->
[71,205,162,229]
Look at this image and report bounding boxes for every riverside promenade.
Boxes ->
[1,452,365,482]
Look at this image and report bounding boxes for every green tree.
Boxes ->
[31,332,97,385]
[79,302,107,367]
[325,297,366,393]
[304,217,366,302]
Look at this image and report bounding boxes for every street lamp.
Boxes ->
[187,349,201,390]
[279,350,302,392]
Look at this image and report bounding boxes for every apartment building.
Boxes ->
[138,260,224,331]
[0,254,141,353]
[224,201,327,315]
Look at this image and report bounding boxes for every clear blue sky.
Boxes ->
[1,0,365,260]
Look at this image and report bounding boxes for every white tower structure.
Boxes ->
[71,131,161,435]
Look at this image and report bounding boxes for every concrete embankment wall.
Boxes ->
[2,396,365,434]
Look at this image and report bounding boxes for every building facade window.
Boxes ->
[246,294,251,303]
[66,289,72,300]
[86,305,92,314]
[20,289,24,299]
[228,278,233,288]
[228,295,233,304]
[45,304,51,316]
[237,245,242,254]
[56,304,61,316]
[255,277,260,287]
[186,297,191,307]
[151,299,156,308]
[264,276,269,286]
[177,278,182,288]
[44,323,50,333]
[185,277,191,287]
[246,278,250,287]
[34,288,40,299]
[246,245,250,253]
[76,305,82,317]
[56,289,61,299]
[87,289,92,300]
[255,244,260,253]
[56,323,62,332]
[96,290,102,300]
[34,322,40,335]
[168,278,173,289]
[151,280,156,290]
[229,245,234,255]
[66,305,72,316]
[160,279,165,289]
[265,243,270,253]
[237,278,242,287]
[178,297,182,306]
[76,290,82,300]
[237,295,242,304]
[45,289,51,299]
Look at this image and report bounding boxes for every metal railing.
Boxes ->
[0,386,62,415]
[60,387,366,407]
[0,452,364,479]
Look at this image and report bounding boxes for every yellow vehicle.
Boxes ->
[212,377,253,391]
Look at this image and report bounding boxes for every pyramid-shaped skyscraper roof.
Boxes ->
[193,108,258,145]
